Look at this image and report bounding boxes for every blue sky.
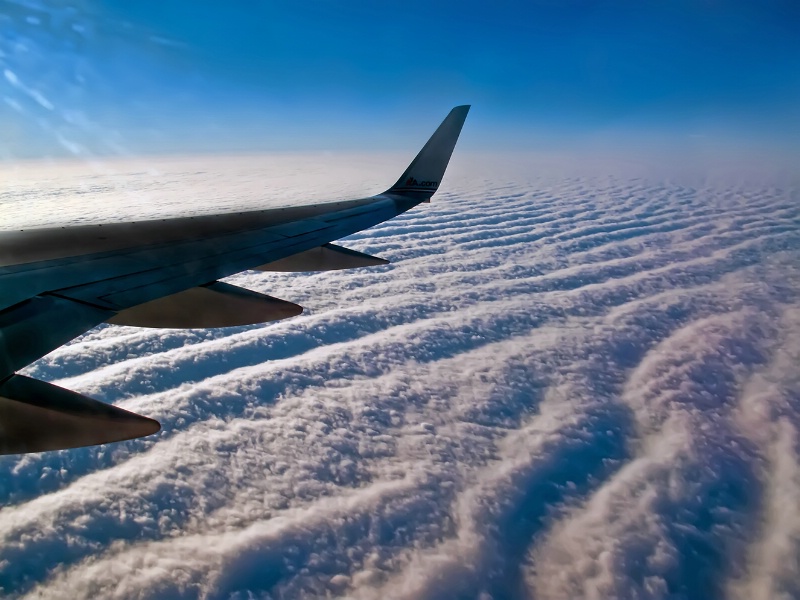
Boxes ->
[2,0,799,157]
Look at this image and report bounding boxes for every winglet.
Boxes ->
[385,105,470,198]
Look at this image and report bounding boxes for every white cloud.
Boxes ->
[0,154,798,599]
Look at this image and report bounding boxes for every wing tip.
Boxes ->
[385,104,471,198]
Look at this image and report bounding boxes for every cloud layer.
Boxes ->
[1,154,799,599]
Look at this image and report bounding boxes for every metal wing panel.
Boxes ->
[0,197,377,312]
[51,197,404,311]
[0,195,408,382]
[0,197,376,268]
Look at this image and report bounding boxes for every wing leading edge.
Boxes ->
[0,105,470,454]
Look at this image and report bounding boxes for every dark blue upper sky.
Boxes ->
[2,0,799,157]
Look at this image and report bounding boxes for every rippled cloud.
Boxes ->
[1,154,799,599]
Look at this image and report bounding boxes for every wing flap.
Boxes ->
[107,281,302,329]
[256,243,388,272]
[0,375,160,455]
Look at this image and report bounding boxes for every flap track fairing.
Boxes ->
[0,375,160,454]
[107,281,302,329]
[256,243,388,272]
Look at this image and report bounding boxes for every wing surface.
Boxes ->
[0,105,470,453]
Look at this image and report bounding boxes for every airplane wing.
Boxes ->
[0,105,470,454]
